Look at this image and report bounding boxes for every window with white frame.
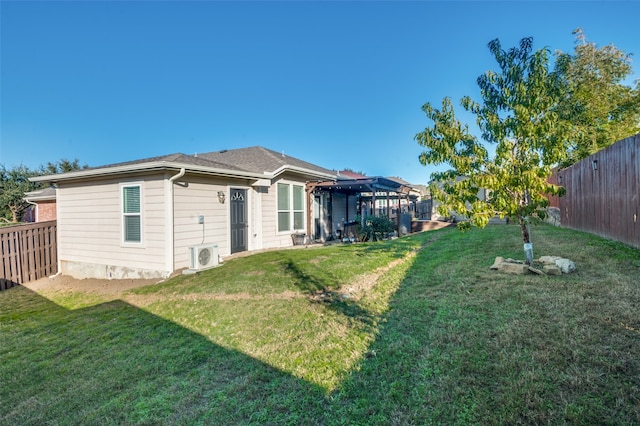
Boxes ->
[122,184,142,243]
[277,183,305,232]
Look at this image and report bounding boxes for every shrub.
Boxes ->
[355,215,396,242]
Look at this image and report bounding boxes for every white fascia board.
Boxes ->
[269,165,337,180]
[23,194,57,201]
[251,178,272,187]
[29,161,267,183]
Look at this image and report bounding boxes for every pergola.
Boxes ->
[305,176,417,239]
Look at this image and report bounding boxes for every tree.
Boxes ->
[0,158,87,223]
[555,28,640,166]
[0,165,39,223]
[39,158,88,175]
[416,37,569,265]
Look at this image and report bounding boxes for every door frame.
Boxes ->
[228,186,250,254]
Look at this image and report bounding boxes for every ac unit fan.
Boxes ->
[189,244,219,271]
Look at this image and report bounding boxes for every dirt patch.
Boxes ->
[22,274,163,296]
[123,290,303,308]
[21,234,442,303]
[311,254,415,303]
[21,274,304,308]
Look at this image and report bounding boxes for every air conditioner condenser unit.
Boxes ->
[189,244,219,271]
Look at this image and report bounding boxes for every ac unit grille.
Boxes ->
[189,244,219,271]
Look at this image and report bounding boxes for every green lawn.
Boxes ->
[1,224,639,425]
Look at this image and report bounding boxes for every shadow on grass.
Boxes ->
[3,226,638,424]
[331,226,640,424]
[0,287,327,425]
[283,259,329,294]
[284,259,377,327]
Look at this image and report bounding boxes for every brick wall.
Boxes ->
[37,201,57,222]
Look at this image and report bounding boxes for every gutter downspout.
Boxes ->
[166,168,186,277]
[24,199,39,222]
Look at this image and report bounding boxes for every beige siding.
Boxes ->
[173,175,231,267]
[57,175,167,278]
[173,173,317,265]
[260,183,281,248]
[260,174,308,249]
[57,169,322,277]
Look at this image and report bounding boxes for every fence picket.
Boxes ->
[557,135,639,250]
[0,221,57,290]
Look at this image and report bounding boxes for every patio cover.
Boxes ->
[305,176,418,239]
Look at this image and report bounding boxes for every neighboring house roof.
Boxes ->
[30,146,337,184]
[337,170,367,179]
[386,176,425,196]
[24,187,57,201]
[387,176,413,186]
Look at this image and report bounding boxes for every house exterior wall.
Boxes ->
[57,174,168,279]
[261,173,308,249]
[36,200,57,222]
[54,168,326,279]
[173,174,237,267]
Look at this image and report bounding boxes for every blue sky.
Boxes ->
[2,1,639,185]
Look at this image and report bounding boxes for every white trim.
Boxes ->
[252,186,263,250]
[270,164,336,180]
[30,161,337,184]
[165,168,185,276]
[120,182,144,246]
[276,180,306,234]
[30,161,272,183]
[164,178,173,275]
[292,183,305,232]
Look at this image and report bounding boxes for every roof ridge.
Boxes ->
[258,146,288,162]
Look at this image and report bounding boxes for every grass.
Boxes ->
[1,224,639,425]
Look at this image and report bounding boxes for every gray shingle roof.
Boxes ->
[31,146,336,183]
[78,146,333,175]
[197,146,334,175]
[89,152,249,173]
[24,186,57,200]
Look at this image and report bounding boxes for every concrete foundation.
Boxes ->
[61,260,168,280]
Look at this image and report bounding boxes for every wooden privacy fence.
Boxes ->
[1,221,58,290]
[556,134,639,250]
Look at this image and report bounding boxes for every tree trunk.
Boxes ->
[518,214,534,265]
[10,207,19,223]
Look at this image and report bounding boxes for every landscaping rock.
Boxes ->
[490,257,530,274]
[528,266,546,275]
[539,255,562,265]
[555,258,576,273]
[490,256,505,270]
[491,255,576,275]
[500,262,530,275]
[543,264,563,275]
